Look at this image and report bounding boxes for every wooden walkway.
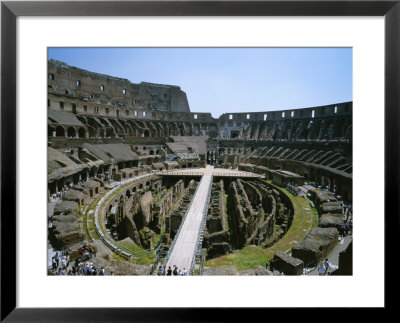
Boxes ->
[165,168,214,273]
[157,167,262,178]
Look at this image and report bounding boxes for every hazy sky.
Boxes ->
[48,48,352,117]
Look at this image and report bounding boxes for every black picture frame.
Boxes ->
[1,1,398,321]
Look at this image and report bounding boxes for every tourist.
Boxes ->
[78,262,84,275]
[56,268,63,276]
[317,261,325,275]
[338,225,345,239]
[166,266,172,276]
[324,258,330,275]
[61,256,68,269]
[51,257,57,271]
[173,266,178,276]
[99,267,105,276]
[54,252,60,267]
[182,268,188,276]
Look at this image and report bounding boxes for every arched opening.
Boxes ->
[106,128,115,138]
[48,125,55,137]
[88,127,97,138]
[67,127,76,138]
[55,126,65,137]
[139,184,143,189]
[132,187,137,192]
[99,128,105,138]
[78,127,86,138]
[149,150,154,155]
[143,130,150,137]
[125,190,131,198]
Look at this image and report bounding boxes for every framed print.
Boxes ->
[1,0,399,321]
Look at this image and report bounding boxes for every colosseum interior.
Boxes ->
[48,59,353,276]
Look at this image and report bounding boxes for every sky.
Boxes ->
[48,48,352,118]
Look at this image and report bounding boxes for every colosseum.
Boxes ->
[47,59,353,276]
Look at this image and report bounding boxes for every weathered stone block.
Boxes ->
[318,213,344,229]
[320,202,343,215]
[291,227,338,265]
[54,200,79,215]
[55,231,85,248]
[272,251,304,275]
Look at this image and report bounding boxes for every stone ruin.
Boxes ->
[47,59,352,275]
[201,179,294,260]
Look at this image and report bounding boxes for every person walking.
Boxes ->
[54,252,60,267]
[51,257,57,271]
[318,261,325,275]
[324,258,330,275]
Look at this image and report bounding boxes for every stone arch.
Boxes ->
[149,149,154,155]
[67,127,76,138]
[106,128,115,138]
[88,126,97,138]
[139,183,143,189]
[55,126,65,137]
[78,127,86,138]
[48,125,55,137]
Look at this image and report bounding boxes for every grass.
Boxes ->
[117,240,155,265]
[311,204,319,228]
[118,239,144,253]
[204,180,314,271]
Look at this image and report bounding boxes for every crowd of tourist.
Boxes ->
[157,265,188,276]
[50,243,113,276]
[286,182,301,196]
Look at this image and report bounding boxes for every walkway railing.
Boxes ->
[190,175,213,275]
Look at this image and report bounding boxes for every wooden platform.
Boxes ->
[157,166,262,178]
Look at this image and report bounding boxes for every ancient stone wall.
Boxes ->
[203,180,231,258]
